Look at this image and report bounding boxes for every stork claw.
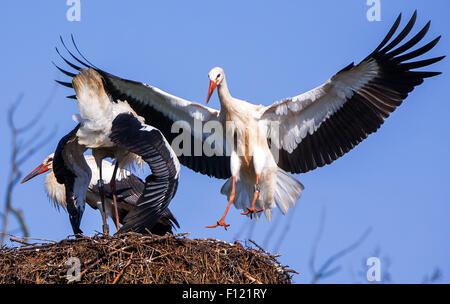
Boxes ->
[241,207,264,219]
[206,219,230,230]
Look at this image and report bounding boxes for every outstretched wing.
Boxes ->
[261,11,444,174]
[54,37,231,179]
[109,113,180,233]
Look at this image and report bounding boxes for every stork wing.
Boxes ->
[91,173,180,233]
[109,113,180,234]
[53,124,90,235]
[89,172,144,216]
[54,38,231,179]
[149,208,180,235]
[261,11,444,174]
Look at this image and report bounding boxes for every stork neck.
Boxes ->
[217,77,233,108]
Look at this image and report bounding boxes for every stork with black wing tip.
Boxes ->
[69,69,150,234]
[67,68,181,234]
[21,151,180,235]
[109,113,180,234]
[21,124,89,235]
[54,11,444,229]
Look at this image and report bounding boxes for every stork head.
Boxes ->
[206,67,225,104]
[20,153,54,184]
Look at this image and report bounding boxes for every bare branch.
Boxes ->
[1,91,56,246]
[272,206,297,252]
[16,85,56,133]
[262,210,280,248]
[309,207,326,278]
[18,125,46,150]
[422,268,442,284]
[7,207,29,240]
[17,126,58,167]
[309,206,372,284]
[7,94,24,130]
[317,227,372,277]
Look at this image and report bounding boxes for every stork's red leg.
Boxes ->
[98,181,109,235]
[110,162,121,231]
[241,174,264,219]
[206,176,236,230]
[97,161,109,235]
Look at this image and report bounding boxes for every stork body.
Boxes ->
[22,154,179,235]
[55,11,444,229]
[70,69,181,233]
[204,74,303,228]
[72,69,141,167]
[22,72,181,235]
[71,69,146,233]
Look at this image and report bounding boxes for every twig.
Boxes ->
[150,251,172,262]
[309,207,372,283]
[247,239,289,271]
[273,205,297,252]
[309,207,326,281]
[112,252,134,284]
[9,238,29,246]
[1,92,56,246]
[238,267,262,284]
[262,211,280,248]
[1,232,57,244]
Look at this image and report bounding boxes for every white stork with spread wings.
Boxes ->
[55,11,444,229]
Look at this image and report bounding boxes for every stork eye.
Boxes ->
[217,74,221,79]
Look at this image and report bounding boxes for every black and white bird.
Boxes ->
[21,152,180,235]
[52,68,181,235]
[70,69,147,233]
[21,81,181,235]
[55,11,443,229]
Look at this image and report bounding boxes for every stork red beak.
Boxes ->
[20,163,49,184]
[206,80,217,104]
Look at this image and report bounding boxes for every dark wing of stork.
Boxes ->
[261,11,444,173]
[54,38,231,179]
[53,124,90,235]
[90,173,180,235]
[109,113,180,234]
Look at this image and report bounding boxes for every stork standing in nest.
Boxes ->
[26,69,181,235]
[21,154,179,235]
[71,69,145,234]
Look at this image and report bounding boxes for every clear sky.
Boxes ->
[1,1,449,283]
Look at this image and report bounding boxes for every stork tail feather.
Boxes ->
[274,169,303,216]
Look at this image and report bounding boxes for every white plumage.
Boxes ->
[44,155,130,213]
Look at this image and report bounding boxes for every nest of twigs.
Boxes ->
[0,232,296,284]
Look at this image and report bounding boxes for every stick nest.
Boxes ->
[0,233,296,284]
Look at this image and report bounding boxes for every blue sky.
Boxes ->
[1,1,449,283]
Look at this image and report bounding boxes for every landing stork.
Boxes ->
[55,11,444,229]
[21,154,179,235]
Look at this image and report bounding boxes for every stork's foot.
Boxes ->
[206,219,230,230]
[103,224,109,236]
[241,207,264,219]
